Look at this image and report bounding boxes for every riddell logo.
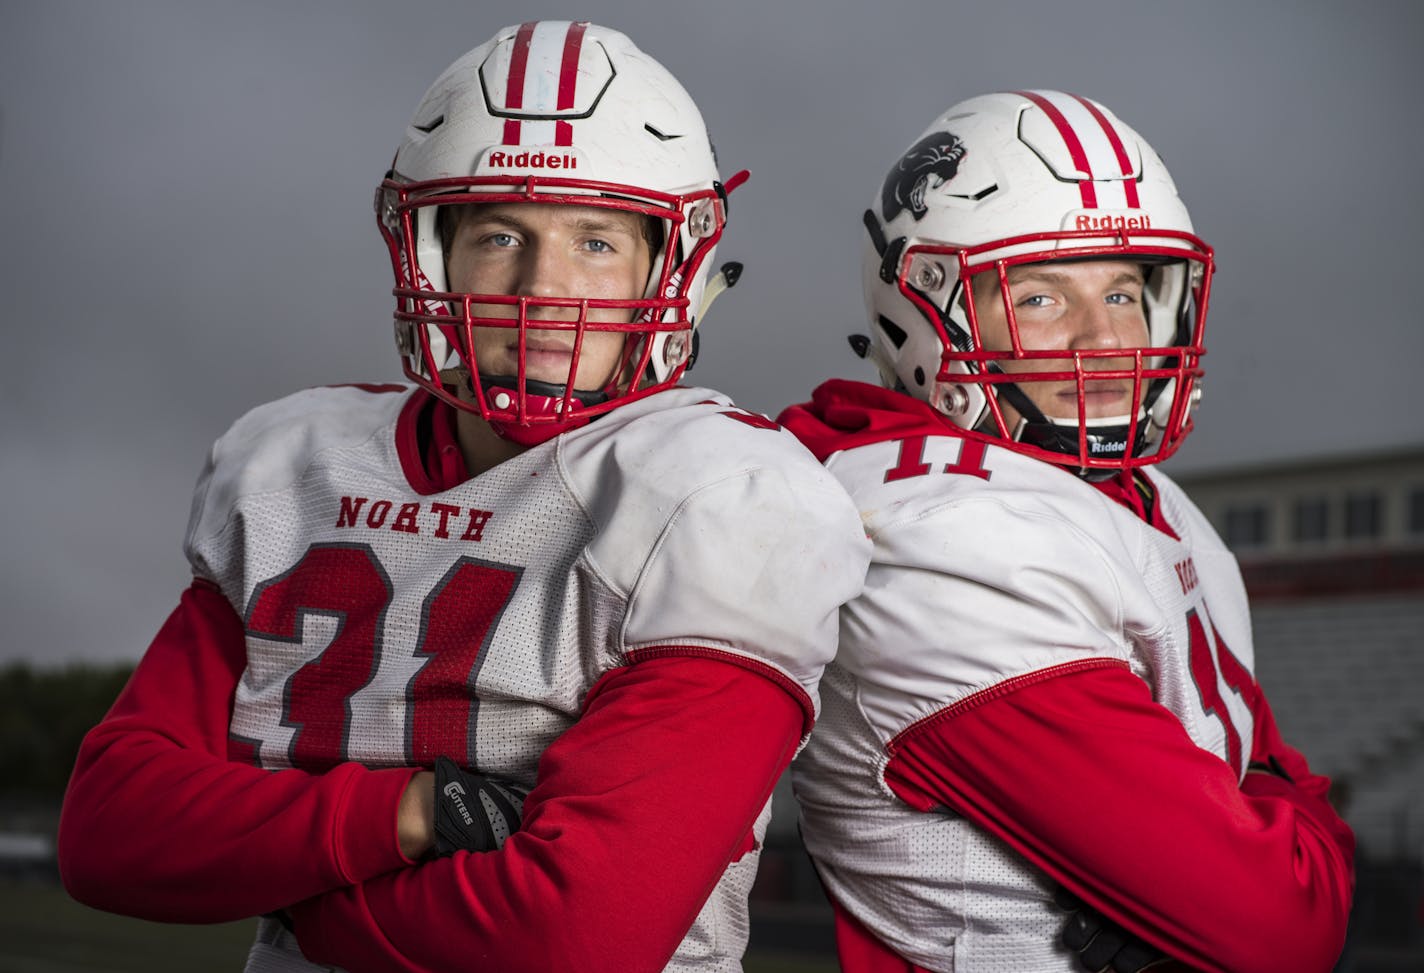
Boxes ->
[443,781,474,826]
[1074,213,1152,231]
[487,149,578,170]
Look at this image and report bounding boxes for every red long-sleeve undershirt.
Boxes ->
[59,580,416,920]
[780,381,1354,973]
[59,581,804,972]
[882,660,1354,973]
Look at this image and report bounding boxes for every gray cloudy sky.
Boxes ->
[3,0,1423,666]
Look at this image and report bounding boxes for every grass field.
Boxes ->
[0,879,837,972]
[0,878,253,972]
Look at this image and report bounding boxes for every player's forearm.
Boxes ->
[57,582,415,921]
[1240,679,1354,851]
[61,727,416,921]
[290,654,803,973]
[884,663,1352,973]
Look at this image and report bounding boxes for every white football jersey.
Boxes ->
[793,433,1254,972]
[184,383,869,973]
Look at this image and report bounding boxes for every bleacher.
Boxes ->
[1252,593,1424,859]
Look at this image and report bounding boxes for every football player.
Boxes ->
[57,21,869,973]
[779,91,1354,972]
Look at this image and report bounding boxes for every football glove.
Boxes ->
[432,756,528,856]
[1055,885,1184,972]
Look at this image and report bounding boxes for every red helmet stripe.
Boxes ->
[552,22,588,147]
[557,22,588,111]
[505,22,536,111]
[1072,94,1141,208]
[499,22,537,146]
[1017,90,1098,208]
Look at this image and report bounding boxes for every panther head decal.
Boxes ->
[881,132,967,222]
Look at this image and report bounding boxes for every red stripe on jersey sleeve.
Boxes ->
[289,654,805,973]
[57,581,416,922]
[882,663,1353,973]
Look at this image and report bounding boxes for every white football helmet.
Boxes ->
[858,90,1213,475]
[377,21,745,445]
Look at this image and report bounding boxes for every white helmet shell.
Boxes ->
[378,21,741,444]
[860,90,1213,474]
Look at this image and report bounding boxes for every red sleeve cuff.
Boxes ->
[334,766,425,878]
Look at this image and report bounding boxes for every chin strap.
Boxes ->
[985,374,1146,477]
[478,374,609,409]
[465,374,607,447]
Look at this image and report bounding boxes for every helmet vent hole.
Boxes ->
[956,183,998,202]
[878,315,909,349]
[644,123,681,142]
[914,366,926,386]
[413,115,445,134]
